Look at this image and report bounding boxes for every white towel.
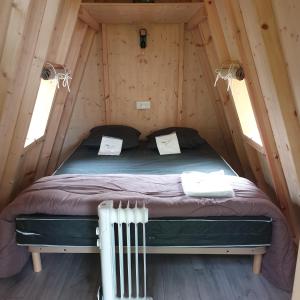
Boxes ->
[181,171,234,198]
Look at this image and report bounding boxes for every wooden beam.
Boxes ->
[35,20,88,180]
[252,0,300,206]
[102,24,111,124]
[46,29,96,174]
[185,6,207,31]
[191,27,242,173]
[199,5,253,178]
[0,0,48,200]
[0,0,32,130]
[47,0,81,65]
[0,0,13,59]
[0,0,62,208]
[78,7,100,31]
[81,3,202,24]
[176,24,184,126]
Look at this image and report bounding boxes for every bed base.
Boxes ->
[28,245,265,275]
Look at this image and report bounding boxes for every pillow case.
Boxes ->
[147,127,206,150]
[82,125,141,150]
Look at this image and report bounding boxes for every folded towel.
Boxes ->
[181,171,234,198]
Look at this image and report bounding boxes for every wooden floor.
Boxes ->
[0,253,291,300]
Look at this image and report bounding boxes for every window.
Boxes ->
[24,78,57,147]
[230,79,262,146]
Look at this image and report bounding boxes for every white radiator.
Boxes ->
[97,201,152,300]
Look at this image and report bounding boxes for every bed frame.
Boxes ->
[29,245,266,275]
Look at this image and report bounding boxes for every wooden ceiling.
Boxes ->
[80,3,204,24]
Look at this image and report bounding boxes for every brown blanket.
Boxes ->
[0,174,295,291]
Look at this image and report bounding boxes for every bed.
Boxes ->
[0,129,296,291]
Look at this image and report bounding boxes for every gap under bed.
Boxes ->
[16,143,272,248]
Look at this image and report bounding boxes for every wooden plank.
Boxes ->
[0,0,62,208]
[185,6,207,30]
[191,27,242,172]
[0,0,32,125]
[13,138,44,195]
[35,20,88,180]
[78,7,100,31]
[198,9,252,178]
[225,0,297,232]
[0,0,13,58]
[105,24,180,137]
[0,0,47,198]
[101,24,110,124]
[59,33,106,161]
[252,0,300,206]
[81,3,203,24]
[292,244,300,300]
[177,24,184,126]
[272,0,300,124]
[244,141,275,199]
[46,29,96,174]
[47,0,81,64]
[28,245,266,255]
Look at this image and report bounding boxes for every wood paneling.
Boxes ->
[211,0,297,235]
[35,20,88,180]
[106,24,181,137]
[78,7,100,32]
[181,29,227,157]
[14,139,44,195]
[198,15,252,178]
[101,24,111,124]
[47,0,81,64]
[60,33,105,162]
[59,23,234,163]
[0,0,61,208]
[176,24,184,125]
[81,3,203,24]
[272,0,300,122]
[0,0,32,147]
[46,29,96,174]
[238,0,300,210]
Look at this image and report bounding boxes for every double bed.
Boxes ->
[0,130,295,291]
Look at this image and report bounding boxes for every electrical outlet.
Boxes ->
[136,101,151,110]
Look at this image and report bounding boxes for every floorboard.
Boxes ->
[0,254,291,300]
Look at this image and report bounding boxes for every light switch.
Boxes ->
[136,101,151,110]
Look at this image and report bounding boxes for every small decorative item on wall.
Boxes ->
[139,28,147,49]
[41,63,72,92]
[214,63,245,91]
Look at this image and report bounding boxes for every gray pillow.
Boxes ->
[147,127,206,150]
[82,125,141,150]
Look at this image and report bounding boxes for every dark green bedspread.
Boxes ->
[55,143,236,176]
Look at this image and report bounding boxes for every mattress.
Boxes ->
[16,214,272,247]
[17,144,269,248]
[55,143,236,176]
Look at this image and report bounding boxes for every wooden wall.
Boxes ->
[60,33,105,162]
[0,0,99,207]
[61,23,239,167]
[105,24,181,136]
[182,29,228,157]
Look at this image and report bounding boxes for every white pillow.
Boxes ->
[155,132,181,155]
[98,136,123,156]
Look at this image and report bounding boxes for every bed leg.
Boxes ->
[253,254,263,274]
[32,252,42,273]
